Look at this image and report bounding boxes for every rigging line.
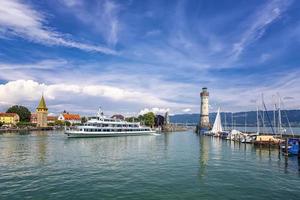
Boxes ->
[278,94,294,137]
[262,99,275,135]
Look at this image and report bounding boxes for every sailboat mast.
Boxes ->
[273,103,276,130]
[224,112,227,131]
[278,97,282,137]
[261,94,265,133]
[244,112,247,133]
[262,94,275,135]
[256,105,260,134]
[231,112,233,130]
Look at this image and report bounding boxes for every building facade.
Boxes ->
[58,113,81,124]
[36,95,48,127]
[47,116,57,123]
[31,113,57,124]
[30,113,38,124]
[200,87,210,129]
[0,113,20,125]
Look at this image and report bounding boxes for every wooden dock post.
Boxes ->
[285,138,288,157]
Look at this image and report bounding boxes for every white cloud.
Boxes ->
[231,0,292,59]
[182,108,191,112]
[0,80,176,114]
[62,0,121,47]
[0,0,116,54]
[0,59,68,70]
[103,0,120,46]
[139,107,170,116]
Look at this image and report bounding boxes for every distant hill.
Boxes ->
[170,110,300,127]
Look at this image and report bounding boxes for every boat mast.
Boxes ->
[244,112,247,133]
[278,96,282,137]
[231,112,234,130]
[224,112,227,131]
[278,93,294,137]
[261,94,265,133]
[262,94,275,135]
[256,105,260,134]
[273,95,276,131]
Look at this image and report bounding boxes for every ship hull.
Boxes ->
[65,130,157,138]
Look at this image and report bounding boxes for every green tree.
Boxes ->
[6,105,31,122]
[143,112,155,127]
[48,122,55,127]
[126,117,139,122]
[65,121,71,127]
[0,121,3,127]
[138,115,144,123]
[54,120,64,126]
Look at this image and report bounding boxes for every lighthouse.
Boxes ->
[200,87,210,129]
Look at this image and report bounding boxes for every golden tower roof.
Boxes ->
[37,95,48,110]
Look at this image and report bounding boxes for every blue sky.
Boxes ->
[0,0,299,116]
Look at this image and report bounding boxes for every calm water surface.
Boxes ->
[0,130,300,200]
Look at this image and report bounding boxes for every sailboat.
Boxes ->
[211,107,223,137]
[254,94,283,145]
[241,107,259,143]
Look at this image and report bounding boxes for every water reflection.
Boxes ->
[197,135,300,179]
[34,131,48,163]
[198,135,210,178]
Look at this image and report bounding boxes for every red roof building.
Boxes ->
[58,113,81,124]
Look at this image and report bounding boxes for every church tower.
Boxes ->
[36,95,48,127]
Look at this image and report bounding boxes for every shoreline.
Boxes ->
[0,127,63,133]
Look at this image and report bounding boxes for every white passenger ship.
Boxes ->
[65,109,156,138]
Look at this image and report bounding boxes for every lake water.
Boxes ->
[0,130,300,200]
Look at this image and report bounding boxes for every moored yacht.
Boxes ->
[65,109,156,138]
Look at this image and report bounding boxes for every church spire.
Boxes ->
[37,95,48,111]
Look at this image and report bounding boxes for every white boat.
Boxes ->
[227,129,242,141]
[65,109,156,138]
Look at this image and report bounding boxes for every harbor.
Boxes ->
[197,88,300,158]
[1,0,300,199]
[0,130,300,200]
